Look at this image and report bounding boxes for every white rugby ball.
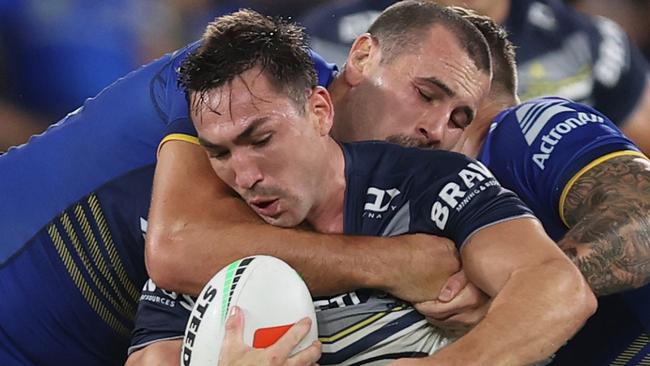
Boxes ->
[180,255,317,366]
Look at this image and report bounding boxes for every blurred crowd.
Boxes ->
[1,0,649,151]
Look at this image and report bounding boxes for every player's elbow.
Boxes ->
[574,274,598,323]
[145,229,195,293]
[557,258,598,326]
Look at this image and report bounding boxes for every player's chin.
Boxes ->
[261,212,301,228]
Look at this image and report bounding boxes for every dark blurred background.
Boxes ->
[1,0,648,150]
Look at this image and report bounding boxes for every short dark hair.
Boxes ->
[450,6,518,97]
[367,1,491,75]
[179,9,317,113]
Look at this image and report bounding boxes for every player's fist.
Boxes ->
[414,270,490,335]
[382,234,460,303]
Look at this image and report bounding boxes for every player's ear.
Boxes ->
[308,86,334,136]
[344,33,376,87]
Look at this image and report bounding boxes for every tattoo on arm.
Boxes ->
[559,155,650,296]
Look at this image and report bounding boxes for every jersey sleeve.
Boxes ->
[129,279,195,355]
[410,152,534,249]
[589,16,649,124]
[484,97,644,228]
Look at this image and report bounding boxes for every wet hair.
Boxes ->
[179,9,317,113]
[367,1,491,75]
[450,6,518,97]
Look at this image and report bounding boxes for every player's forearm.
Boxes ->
[146,205,458,298]
[425,258,596,365]
[147,217,383,296]
[559,155,650,296]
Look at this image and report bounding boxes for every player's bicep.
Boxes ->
[561,153,650,228]
[460,218,565,297]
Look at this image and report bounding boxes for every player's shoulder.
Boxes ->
[495,97,605,131]
[511,96,597,116]
[343,141,477,180]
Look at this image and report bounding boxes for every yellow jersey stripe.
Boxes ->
[610,332,649,366]
[157,133,200,156]
[71,206,136,316]
[47,224,131,337]
[559,150,648,227]
[87,195,140,302]
[319,306,406,344]
[60,213,133,317]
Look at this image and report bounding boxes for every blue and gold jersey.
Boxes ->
[479,97,650,365]
[131,141,533,364]
[0,42,336,366]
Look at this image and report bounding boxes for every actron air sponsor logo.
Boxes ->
[430,162,497,230]
[531,112,605,169]
[516,100,574,145]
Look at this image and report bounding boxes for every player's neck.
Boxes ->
[307,140,346,234]
[327,73,352,141]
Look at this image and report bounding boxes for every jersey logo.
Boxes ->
[516,99,573,145]
[364,187,401,213]
[313,291,364,311]
[532,111,605,169]
[141,279,195,311]
[431,162,497,230]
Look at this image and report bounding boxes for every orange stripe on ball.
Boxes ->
[253,324,294,348]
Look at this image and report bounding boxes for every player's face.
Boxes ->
[192,69,331,227]
[335,25,490,150]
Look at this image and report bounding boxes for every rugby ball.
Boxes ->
[180,255,318,366]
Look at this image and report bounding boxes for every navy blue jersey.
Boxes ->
[0,41,336,366]
[131,141,533,364]
[506,0,649,124]
[479,97,650,365]
[301,0,648,125]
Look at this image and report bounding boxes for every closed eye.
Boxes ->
[252,134,272,148]
[416,87,433,102]
[211,150,231,160]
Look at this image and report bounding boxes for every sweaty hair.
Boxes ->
[367,1,491,75]
[179,9,317,113]
[450,6,518,98]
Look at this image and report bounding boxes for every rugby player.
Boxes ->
[0,3,496,365]
[301,0,650,155]
[0,11,330,366]
[187,32,595,364]
[143,4,650,366]
[426,9,650,364]
[128,5,595,365]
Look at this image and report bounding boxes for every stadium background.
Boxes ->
[1,0,649,152]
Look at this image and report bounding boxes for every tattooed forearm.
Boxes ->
[558,155,650,296]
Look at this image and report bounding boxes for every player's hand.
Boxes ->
[413,270,490,335]
[219,306,321,366]
[383,234,460,303]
